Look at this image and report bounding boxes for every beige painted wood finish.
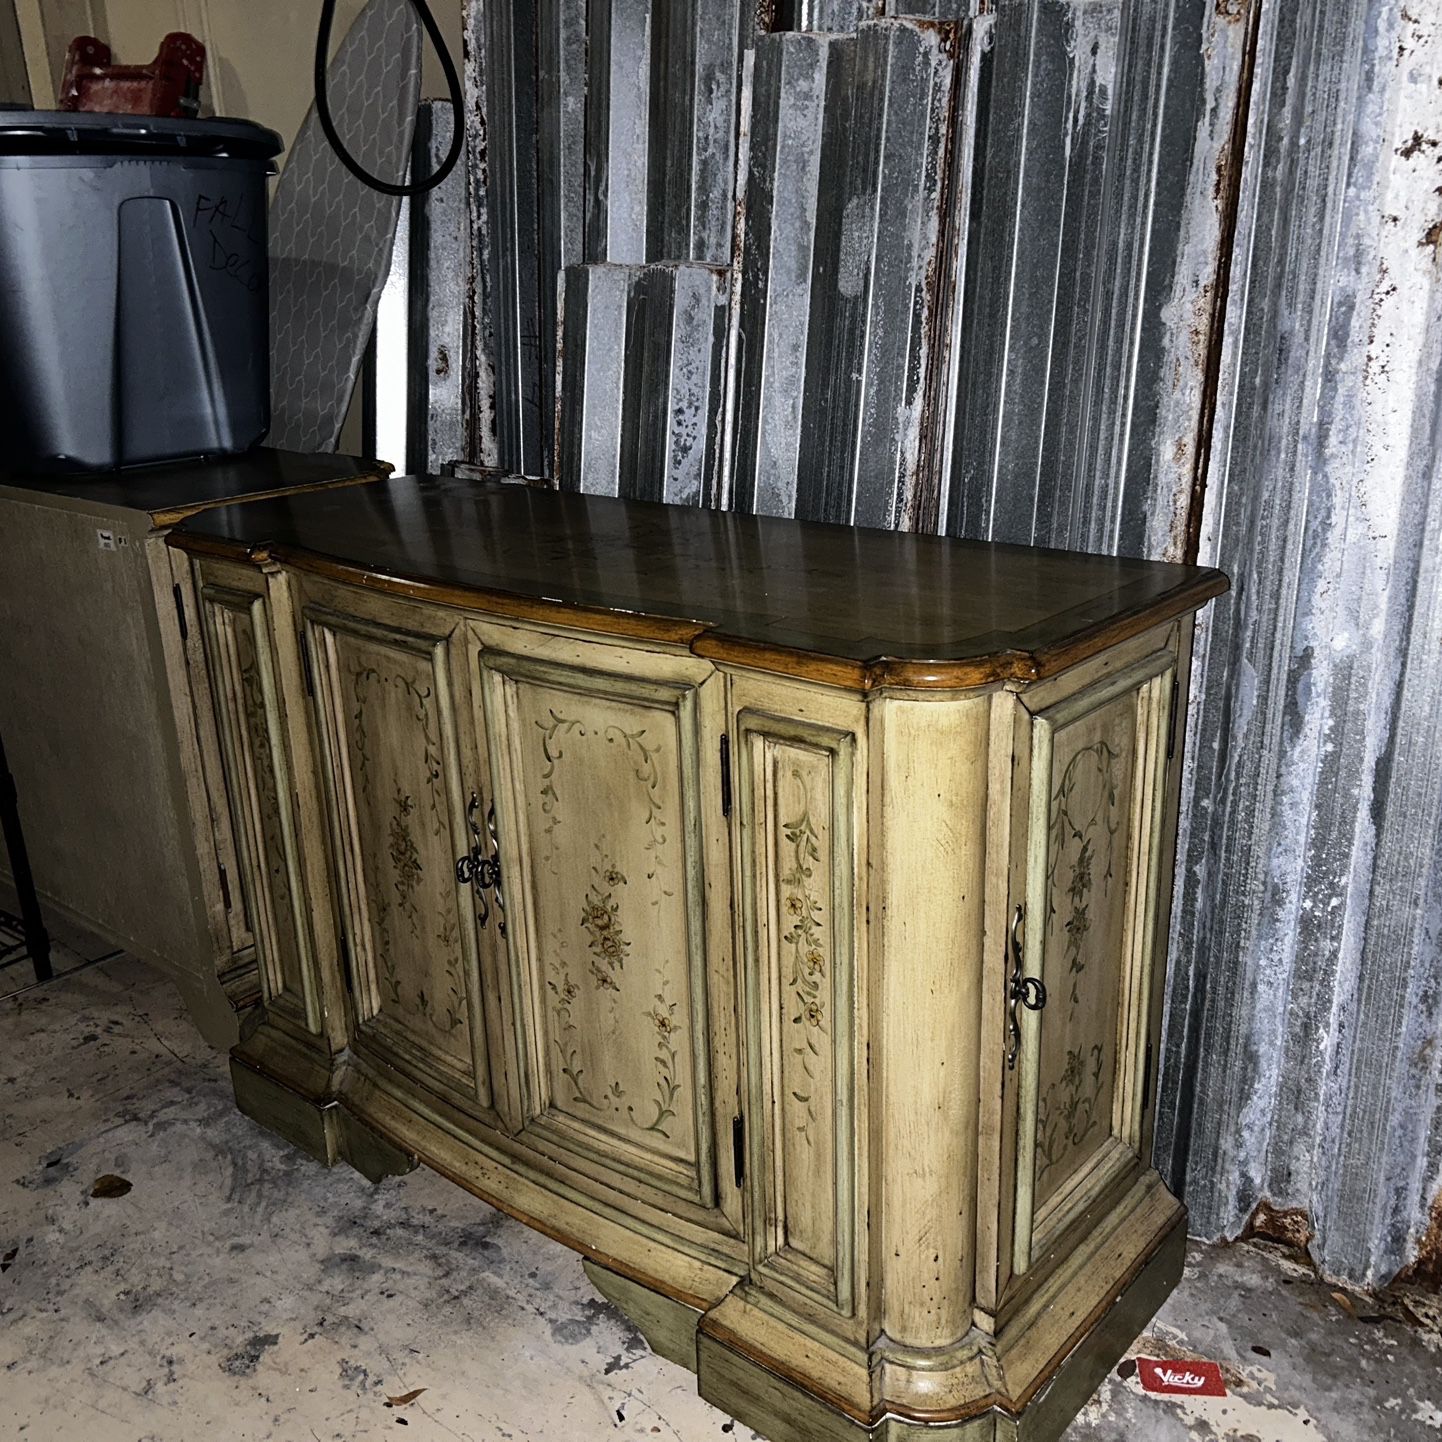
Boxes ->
[0,455,386,1043]
[176,534,1212,1442]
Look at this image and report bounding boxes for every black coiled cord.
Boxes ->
[313,0,464,197]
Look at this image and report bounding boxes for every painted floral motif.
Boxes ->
[1047,740,1121,1006]
[630,979,682,1138]
[580,861,630,990]
[546,967,594,1106]
[388,786,423,928]
[538,710,586,846]
[416,908,466,1033]
[780,768,826,1147]
[1036,1042,1106,1188]
[347,657,464,1039]
[535,703,685,1142]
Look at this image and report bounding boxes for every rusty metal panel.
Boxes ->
[647,0,749,264]
[472,0,549,476]
[538,0,588,316]
[772,1,880,30]
[585,0,652,262]
[730,20,956,526]
[937,0,1212,555]
[585,0,747,265]
[462,0,499,468]
[1157,0,1442,1288]
[557,262,729,505]
[408,102,466,473]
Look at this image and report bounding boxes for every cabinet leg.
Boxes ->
[231,1055,418,1185]
[582,1259,702,1372]
[231,1054,341,1166]
[336,1107,417,1183]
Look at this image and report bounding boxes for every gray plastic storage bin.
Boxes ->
[0,110,283,473]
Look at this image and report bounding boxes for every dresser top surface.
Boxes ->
[0,448,388,527]
[173,474,1228,688]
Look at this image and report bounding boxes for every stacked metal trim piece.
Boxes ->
[730,21,957,526]
[556,262,729,505]
[470,2,962,520]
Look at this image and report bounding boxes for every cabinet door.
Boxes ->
[1006,648,1176,1287]
[730,674,867,1333]
[196,568,319,1033]
[471,621,738,1233]
[304,591,496,1113]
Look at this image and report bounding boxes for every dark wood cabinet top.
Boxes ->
[171,474,1228,689]
[0,448,388,527]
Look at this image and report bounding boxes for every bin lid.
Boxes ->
[0,109,283,160]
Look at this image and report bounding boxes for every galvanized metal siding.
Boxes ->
[1156,0,1442,1287]
[937,0,1217,557]
[730,20,957,526]
[557,262,729,504]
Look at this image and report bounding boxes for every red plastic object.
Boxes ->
[1136,1358,1228,1398]
[59,32,206,118]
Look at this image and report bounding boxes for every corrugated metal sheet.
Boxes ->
[584,0,748,266]
[771,1,880,31]
[470,0,551,476]
[406,103,466,474]
[556,262,729,504]
[729,20,957,526]
[1156,0,1442,1287]
[936,0,1216,555]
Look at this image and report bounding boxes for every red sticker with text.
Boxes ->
[1136,1358,1227,1397]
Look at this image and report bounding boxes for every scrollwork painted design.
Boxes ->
[780,767,827,1147]
[1047,740,1121,1007]
[533,700,685,1141]
[346,654,465,1037]
[1035,1042,1106,1189]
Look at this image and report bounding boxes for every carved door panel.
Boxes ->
[1004,649,1177,1296]
[169,548,255,966]
[304,589,495,1114]
[195,565,319,1033]
[730,674,867,1333]
[470,620,739,1235]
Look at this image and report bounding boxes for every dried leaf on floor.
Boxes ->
[385,1388,427,1407]
[1330,1289,1358,1319]
[90,1174,132,1199]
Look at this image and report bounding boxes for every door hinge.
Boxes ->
[299,629,315,695]
[732,1113,745,1188]
[1166,675,1181,760]
[172,583,188,643]
[217,860,232,911]
[720,733,732,819]
[1141,1039,1155,1114]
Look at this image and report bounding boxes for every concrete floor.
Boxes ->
[2,953,1439,1442]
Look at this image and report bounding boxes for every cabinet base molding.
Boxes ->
[583,1259,702,1370]
[231,1054,417,1182]
[231,1055,340,1166]
[694,1218,1185,1442]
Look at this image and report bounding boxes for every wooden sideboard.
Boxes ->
[0,450,386,1041]
[169,475,1227,1441]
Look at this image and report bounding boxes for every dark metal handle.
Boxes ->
[455,791,505,936]
[1006,905,1046,1071]
[485,800,507,938]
